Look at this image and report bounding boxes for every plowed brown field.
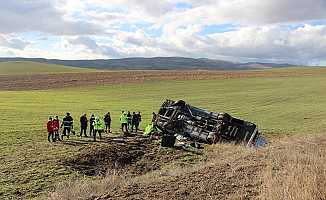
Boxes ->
[1,68,325,90]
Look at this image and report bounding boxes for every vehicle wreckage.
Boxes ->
[150,99,262,147]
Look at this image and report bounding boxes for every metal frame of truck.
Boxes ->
[155,99,260,146]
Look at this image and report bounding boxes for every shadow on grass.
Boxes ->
[60,140,91,146]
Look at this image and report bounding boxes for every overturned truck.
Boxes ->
[154,99,261,147]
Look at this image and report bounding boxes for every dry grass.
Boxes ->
[48,173,125,200]
[47,144,260,200]
[48,134,326,200]
[259,135,326,200]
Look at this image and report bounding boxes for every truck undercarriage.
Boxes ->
[154,100,261,147]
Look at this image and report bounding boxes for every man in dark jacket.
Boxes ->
[131,112,139,132]
[89,114,95,137]
[104,112,112,133]
[61,112,73,140]
[127,111,132,131]
[80,113,88,137]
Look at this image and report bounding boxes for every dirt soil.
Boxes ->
[55,135,326,200]
[64,136,203,177]
[95,146,264,200]
[92,135,326,200]
[1,69,324,90]
[62,135,264,200]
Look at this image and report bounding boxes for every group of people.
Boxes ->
[79,112,112,141]
[46,116,61,142]
[46,111,142,142]
[119,111,142,134]
[46,112,75,142]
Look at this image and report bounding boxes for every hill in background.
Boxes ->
[0,57,296,70]
[0,61,95,75]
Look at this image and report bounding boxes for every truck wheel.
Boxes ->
[161,135,176,147]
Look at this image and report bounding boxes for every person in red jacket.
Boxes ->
[47,117,54,142]
[52,116,61,141]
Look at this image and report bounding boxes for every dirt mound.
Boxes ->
[64,137,149,176]
[64,136,202,176]
[50,135,326,200]
[94,135,326,200]
[96,145,264,200]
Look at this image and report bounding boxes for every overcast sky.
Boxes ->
[1,0,326,65]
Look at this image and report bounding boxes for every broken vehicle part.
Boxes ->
[154,99,261,147]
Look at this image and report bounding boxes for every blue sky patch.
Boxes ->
[286,24,305,30]
[199,24,238,35]
[119,22,162,37]
[310,19,326,26]
[120,22,153,33]
[175,2,192,10]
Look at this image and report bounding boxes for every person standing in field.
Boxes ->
[61,112,73,140]
[131,112,139,132]
[80,113,88,137]
[104,112,112,133]
[120,111,129,134]
[53,116,61,141]
[89,114,95,137]
[152,112,157,122]
[47,117,54,142]
[93,116,104,141]
[137,112,142,129]
[127,111,132,131]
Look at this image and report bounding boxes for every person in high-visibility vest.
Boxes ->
[120,111,129,133]
[93,116,104,141]
[143,123,156,137]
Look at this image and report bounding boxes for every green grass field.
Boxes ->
[0,61,95,75]
[1,68,326,199]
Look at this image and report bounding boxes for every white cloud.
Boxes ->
[164,0,326,24]
[68,36,121,57]
[176,24,326,64]
[0,35,29,50]
[1,0,326,64]
[0,0,103,35]
[89,0,174,17]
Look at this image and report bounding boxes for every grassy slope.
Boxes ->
[0,61,94,75]
[1,69,326,199]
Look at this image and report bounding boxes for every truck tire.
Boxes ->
[161,135,176,147]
